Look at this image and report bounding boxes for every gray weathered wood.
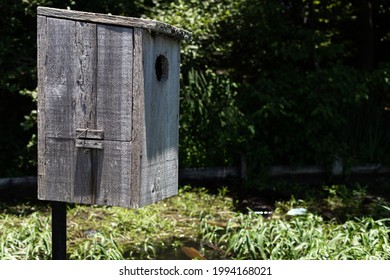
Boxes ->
[40,17,77,202]
[95,141,132,207]
[129,28,144,208]
[44,18,76,139]
[75,139,103,149]
[39,17,98,204]
[37,15,47,200]
[37,6,191,41]
[96,24,133,142]
[139,28,180,206]
[94,24,134,207]
[74,21,97,131]
[44,138,73,202]
[75,129,104,139]
[38,8,184,208]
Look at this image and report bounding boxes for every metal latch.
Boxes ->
[75,128,104,149]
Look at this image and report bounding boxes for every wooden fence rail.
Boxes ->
[1,164,389,199]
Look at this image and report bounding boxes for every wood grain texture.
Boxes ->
[38,13,181,208]
[74,21,97,131]
[37,15,47,200]
[44,138,73,202]
[95,141,132,207]
[38,17,135,206]
[40,17,98,203]
[129,28,144,208]
[39,17,78,202]
[44,17,76,139]
[138,29,180,207]
[96,25,133,142]
[37,6,191,41]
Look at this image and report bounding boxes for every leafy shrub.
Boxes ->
[3,0,389,176]
[179,69,251,167]
[152,0,390,174]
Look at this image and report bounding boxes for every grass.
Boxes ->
[0,210,51,259]
[201,211,390,260]
[0,184,390,260]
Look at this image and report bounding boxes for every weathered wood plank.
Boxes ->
[70,22,97,204]
[39,17,79,201]
[43,138,73,202]
[129,28,145,208]
[40,18,98,202]
[96,24,133,142]
[139,160,178,206]
[37,15,47,199]
[37,6,191,41]
[75,129,104,139]
[95,140,132,207]
[44,18,97,139]
[74,21,97,131]
[139,29,180,206]
[71,145,94,204]
[44,137,98,204]
[44,17,76,139]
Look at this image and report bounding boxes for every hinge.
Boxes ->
[75,128,104,149]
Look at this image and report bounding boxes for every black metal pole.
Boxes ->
[52,201,67,260]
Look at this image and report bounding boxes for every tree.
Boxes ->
[152,0,390,173]
[1,0,388,177]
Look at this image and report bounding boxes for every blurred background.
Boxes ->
[0,0,389,184]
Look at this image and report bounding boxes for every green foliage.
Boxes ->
[69,233,124,260]
[179,68,251,167]
[66,0,154,17]
[0,0,39,176]
[19,88,38,168]
[201,209,390,260]
[149,0,240,71]
[0,186,234,260]
[199,183,390,260]
[342,64,390,165]
[1,185,390,260]
[151,0,253,167]
[0,211,51,259]
[151,0,390,173]
[242,64,383,168]
[217,0,389,169]
[1,0,389,176]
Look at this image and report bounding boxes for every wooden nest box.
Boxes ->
[37,7,191,208]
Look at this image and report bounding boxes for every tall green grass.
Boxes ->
[1,186,389,260]
[200,211,390,260]
[0,211,51,259]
